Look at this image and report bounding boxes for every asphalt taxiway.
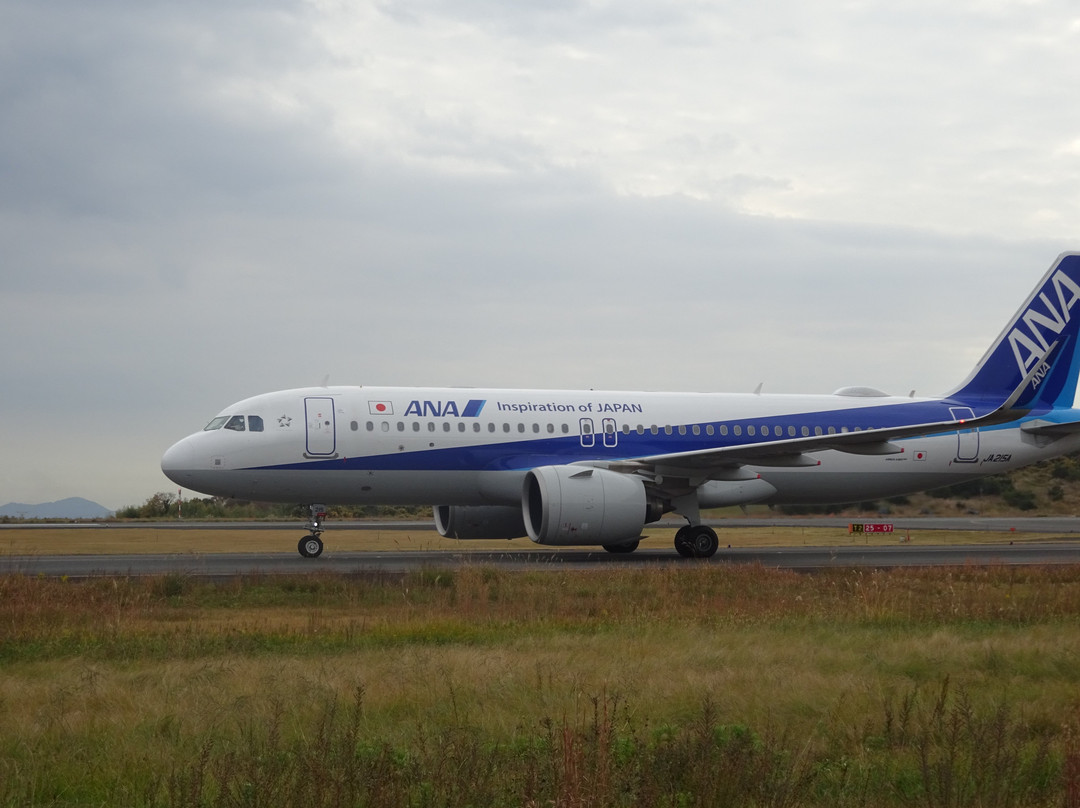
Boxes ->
[2,541,1080,578]
[3,517,1080,577]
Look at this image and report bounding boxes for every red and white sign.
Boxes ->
[368,401,394,415]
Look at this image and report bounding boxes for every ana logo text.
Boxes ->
[1008,268,1080,383]
[403,399,486,418]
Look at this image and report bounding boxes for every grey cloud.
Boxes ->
[0,0,1073,509]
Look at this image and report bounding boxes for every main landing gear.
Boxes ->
[298,504,326,558]
[674,524,719,558]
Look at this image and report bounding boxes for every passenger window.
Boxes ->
[457,423,465,432]
[224,415,245,431]
[547,423,555,434]
[381,422,390,432]
[706,425,715,436]
[397,422,405,432]
[412,423,421,432]
[518,423,526,433]
[719,425,728,436]
[561,424,569,434]
[365,422,373,432]
[733,425,742,436]
[692,425,700,436]
[473,423,481,432]
[503,423,511,433]
[748,425,756,436]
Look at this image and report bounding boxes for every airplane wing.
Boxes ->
[601,408,1003,479]
[610,337,1061,479]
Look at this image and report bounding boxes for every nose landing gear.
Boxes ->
[298,504,326,558]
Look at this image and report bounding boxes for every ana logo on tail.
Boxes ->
[1008,269,1080,380]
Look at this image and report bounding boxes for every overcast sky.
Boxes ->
[2,0,1079,510]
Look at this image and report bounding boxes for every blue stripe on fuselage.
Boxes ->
[248,398,996,474]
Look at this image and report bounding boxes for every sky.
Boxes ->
[2,0,1080,511]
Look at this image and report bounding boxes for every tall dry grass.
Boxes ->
[0,564,1079,805]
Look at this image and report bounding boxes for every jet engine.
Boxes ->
[523,465,656,546]
[433,505,527,540]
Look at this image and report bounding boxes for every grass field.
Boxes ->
[0,522,1063,556]
[2,549,1080,806]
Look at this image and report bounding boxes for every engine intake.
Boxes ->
[523,466,648,546]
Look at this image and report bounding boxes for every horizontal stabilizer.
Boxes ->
[1020,418,1080,437]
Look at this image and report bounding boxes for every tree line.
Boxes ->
[115,493,428,520]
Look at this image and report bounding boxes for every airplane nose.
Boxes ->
[161,435,201,486]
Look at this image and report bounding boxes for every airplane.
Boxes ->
[162,252,1080,559]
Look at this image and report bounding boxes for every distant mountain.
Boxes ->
[0,497,113,519]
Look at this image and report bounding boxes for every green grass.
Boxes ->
[2,566,1080,805]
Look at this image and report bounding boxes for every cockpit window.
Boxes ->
[204,414,264,432]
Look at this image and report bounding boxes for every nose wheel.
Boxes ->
[298,504,327,558]
[298,534,324,558]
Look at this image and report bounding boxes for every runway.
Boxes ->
[6,516,1080,533]
[3,541,1080,578]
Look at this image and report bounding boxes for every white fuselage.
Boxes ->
[161,385,1080,507]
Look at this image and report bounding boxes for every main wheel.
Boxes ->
[298,534,324,558]
[602,539,640,554]
[674,526,695,557]
[673,525,718,559]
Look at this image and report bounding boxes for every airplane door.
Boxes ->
[579,418,595,448]
[602,418,618,448]
[949,406,979,463]
[305,397,337,457]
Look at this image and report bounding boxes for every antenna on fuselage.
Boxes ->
[320,374,331,388]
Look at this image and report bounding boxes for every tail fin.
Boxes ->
[948,252,1080,411]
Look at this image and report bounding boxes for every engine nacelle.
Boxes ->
[433,505,527,540]
[523,466,647,546]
